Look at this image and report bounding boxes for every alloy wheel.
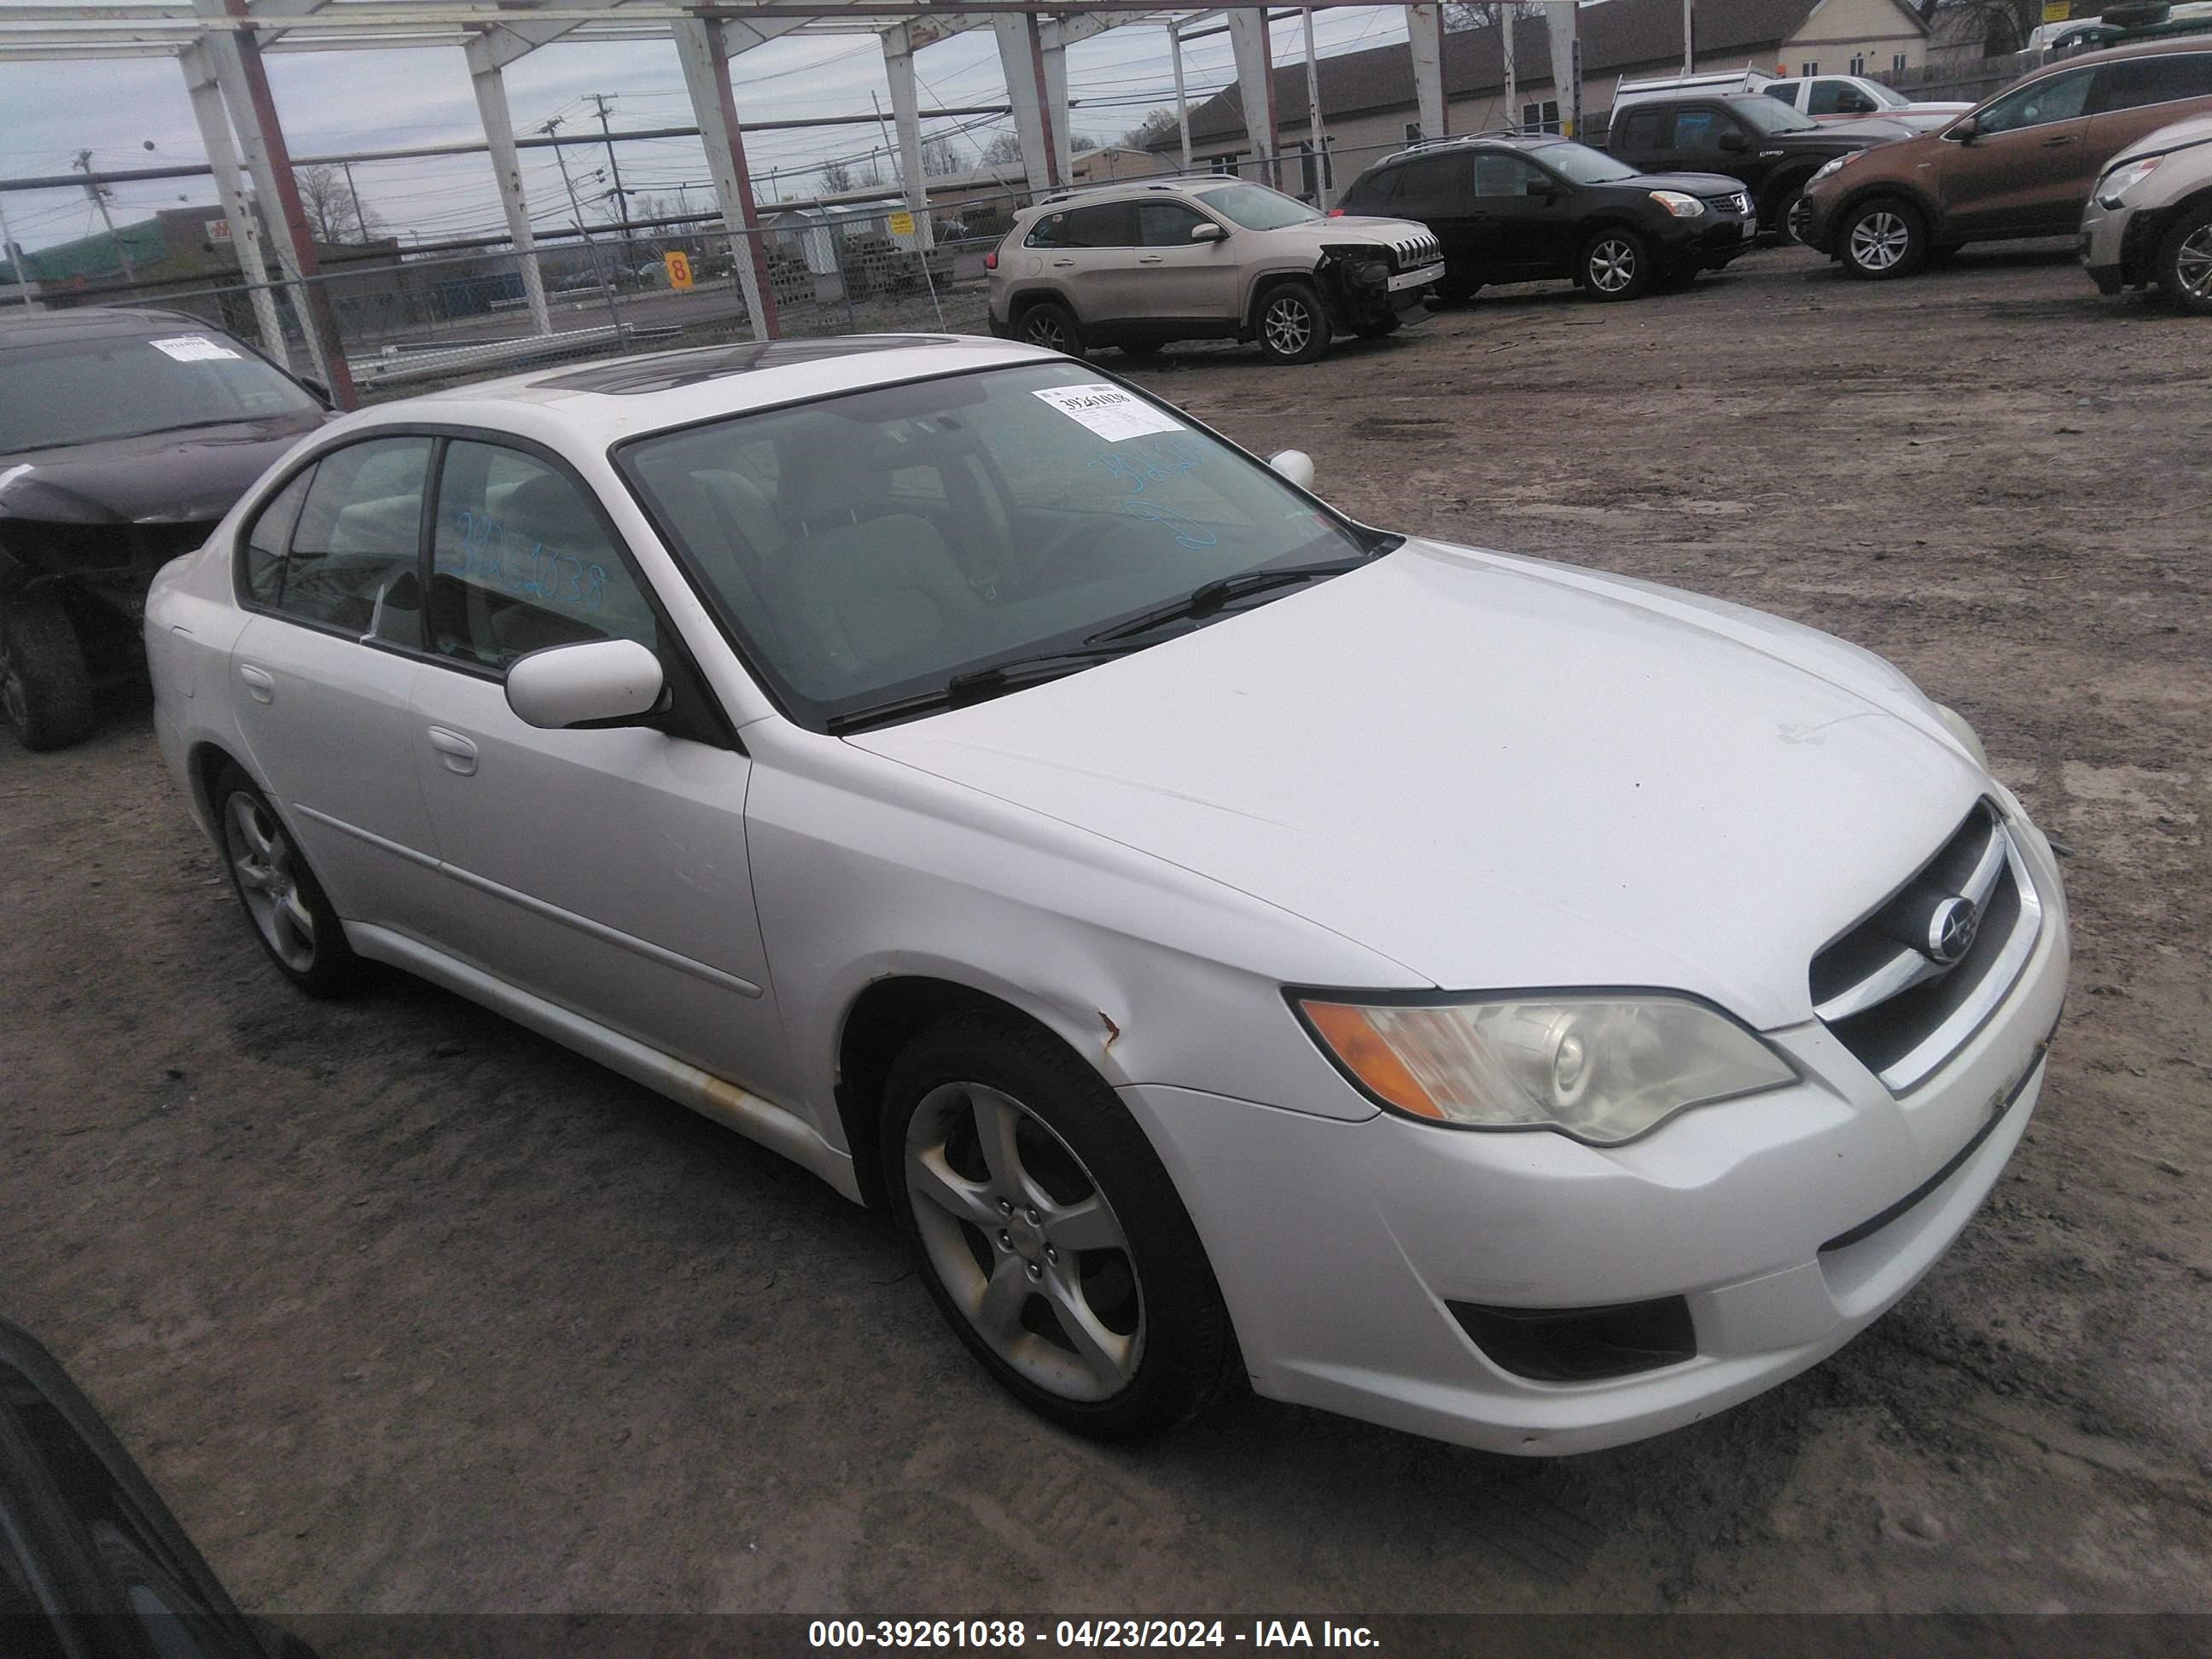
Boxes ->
[224,793,317,973]
[1022,311,1068,351]
[0,628,24,735]
[1848,211,1911,272]
[1784,195,1813,245]
[1262,295,1313,357]
[902,1080,1144,1403]
[2175,224,2212,301]
[1588,238,1638,294]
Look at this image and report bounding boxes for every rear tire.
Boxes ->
[2155,203,2212,314]
[213,764,362,998]
[1773,183,1812,245]
[882,1012,1239,1441]
[1580,229,1652,301]
[1837,197,1927,280]
[0,588,97,752]
[1254,281,1333,363]
[1016,300,1086,359]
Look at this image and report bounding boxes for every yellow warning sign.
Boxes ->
[888,209,917,237]
[664,250,694,290]
[2041,0,2070,19]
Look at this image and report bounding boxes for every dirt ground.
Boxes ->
[3,238,2209,1623]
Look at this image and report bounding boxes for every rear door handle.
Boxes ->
[1137,254,1165,264]
[238,664,275,703]
[2041,134,2079,146]
[1051,258,1076,267]
[427,725,478,776]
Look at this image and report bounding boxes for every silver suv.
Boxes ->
[987,178,1442,364]
[2081,109,2212,311]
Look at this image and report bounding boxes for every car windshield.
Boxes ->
[0,330,318,451]
[1735,97,1819,132]
[1537,143,1639,183]
[1193,182,1323,230]
[618,361,1384,731]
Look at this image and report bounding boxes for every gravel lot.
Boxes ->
[3,238,2209,1621]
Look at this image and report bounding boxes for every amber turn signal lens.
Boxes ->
[1301,1001,1446,1119]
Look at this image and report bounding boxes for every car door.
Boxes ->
[1394,152,1481,276]
[1469,150,1576,278]
[228,434,446,935]
[1939,67,2099,236]
[2085,51,2212,178]
[1027,201,1135,325]
[1809,79,1882,120]
[1664,104,1758,188]
[404,436,791,1099]
[1111,199,1240,320]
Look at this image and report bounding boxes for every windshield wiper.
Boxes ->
[1085,556,1370,646]
[824,646,1138,735]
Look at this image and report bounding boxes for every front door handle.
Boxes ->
[1051,258,1076,267]
[427,725,478,776]
[2041,134,2079,146]
[238,664,275,704]
[1137,253,1165,264]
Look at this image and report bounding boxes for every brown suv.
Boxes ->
[1802,38,2212,277]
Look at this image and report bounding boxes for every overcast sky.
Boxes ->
[0,7,1418,255]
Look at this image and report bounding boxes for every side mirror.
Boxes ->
[297,375,333,409]
[1947,114,1981,142]
[1190,222,1226,242]
[505,637,665,729]
[1718,131,1749,154]
[1267,449,1316,491]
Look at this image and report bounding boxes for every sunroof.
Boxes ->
[536,335,960,395]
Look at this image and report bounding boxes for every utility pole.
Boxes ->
[587,93,628,225]
[74,149,137,282]
[341,160,367,242]
[871,90,897,188]
[541,116,625,337]
[0,194,35,308]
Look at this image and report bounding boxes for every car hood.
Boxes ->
[849,541,1982,1028]
[1773,118,1917,148]
[1616,171,1752,196]
[2112,110,2212,167]
[0,411,323,527]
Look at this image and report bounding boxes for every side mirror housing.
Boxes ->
[1947,114,1980,142]
[1718,131,1749,154]
[296,375,333,409]
[505,637,666,729]
[1190,222,1226,242]
[1267,449,1316,491]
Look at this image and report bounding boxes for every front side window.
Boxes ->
[1670,109,1734,153]
[1136,201,1213,246]
[259,436,431,643]
[620,363,1381,730]
[429,441,656,672]
[1812,79,1875,115]
[1472,153,1549,196]
[1352,166,1406,205]
[1977,68,2095,133]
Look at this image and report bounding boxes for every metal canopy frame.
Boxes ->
[4,1,1467,400]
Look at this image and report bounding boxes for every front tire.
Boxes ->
[1016,299,1086,359]
[1351,311,1402,339]
[882,1012,1237,1441]
[0,588,96,752]
[2156,203,2212,314]
[213,765,361,998]
[1838,198,1927,280]
[1254,281,1333,363]
[1580,229,1653,301]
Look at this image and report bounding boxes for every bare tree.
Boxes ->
[920,135,965,176]
[293,163,383,243]
[1120,108,1180,151]
[1932,0,2042,55]
[821,160,854,194]
[1443,0,1546,30]
[981,131,1025,166]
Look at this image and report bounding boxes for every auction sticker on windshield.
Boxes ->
[150,335,242,363]
[1033,383,1183,442]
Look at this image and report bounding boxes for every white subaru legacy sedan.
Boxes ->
[146,335,2067,1454]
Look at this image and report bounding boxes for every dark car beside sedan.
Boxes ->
[0,307,327,750]
[1333,135,1757,303]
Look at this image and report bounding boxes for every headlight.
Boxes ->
[1808,154,1854,187]
[1933,702,1989,771]
[1650,190,1706,218]
[2095,154,2161,208]
[1294,993,1797,1146]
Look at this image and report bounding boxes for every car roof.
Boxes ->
[1370,133,1579,168]
[2032,33,2212,72]
[0,306,238,351]
[349,333,1062,443]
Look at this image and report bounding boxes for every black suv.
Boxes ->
[1335,135,1757,302]
[1604,95,1916,240]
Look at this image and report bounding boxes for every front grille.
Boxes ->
[1701,190,1752,217]
[1810,800,2044,1094]
[1388,233,1441,270]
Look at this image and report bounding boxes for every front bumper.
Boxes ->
[1123,817,2069,1456]
[2079,195,2144,294]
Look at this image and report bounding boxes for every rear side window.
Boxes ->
[1616,110,1665,150]
[1400,153,1471,201]
[242,466,313,608]
[428,440,657,672]
[257,436,430,643]
[2095,53,2212,112]
[1762,84,1798,105]
[1024,202,1133,248]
